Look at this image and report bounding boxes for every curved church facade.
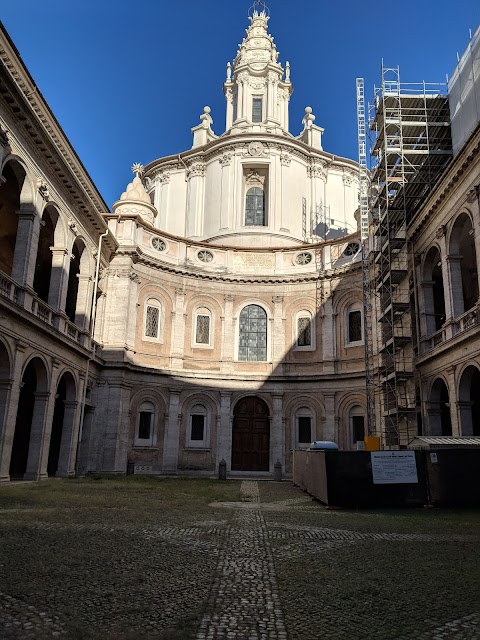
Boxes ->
[96,6,367,476]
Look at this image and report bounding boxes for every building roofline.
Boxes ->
[0,21,110,223]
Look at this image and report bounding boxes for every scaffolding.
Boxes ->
[360,65,452,447]
[357,78,376,435]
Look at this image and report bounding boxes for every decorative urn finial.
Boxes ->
[112,162,157,225]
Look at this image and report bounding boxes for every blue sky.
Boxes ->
[2,0,478,207]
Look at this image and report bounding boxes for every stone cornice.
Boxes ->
[144,132,359,180]
[0,24,109,228]
[408,123,480,241]
[119,246,362,285]
[103,212,360,252]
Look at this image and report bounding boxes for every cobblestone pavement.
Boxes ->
[0,478,479,639]
[196,481,287,640]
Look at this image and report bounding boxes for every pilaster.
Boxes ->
[217,392,232,471]
[163,389,181,473]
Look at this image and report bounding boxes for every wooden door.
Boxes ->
[231,396,270,471]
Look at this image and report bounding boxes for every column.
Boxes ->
[48,247,69,312]
[0,340,27,482]
[74,274,93,331]
[271,392,284,470]
[158,173,170,231]
[100,382,132,473]
[445,366,460,437]
[186,163,205,237]
[446,255,464,320]
[322,293,336,375]
[456,401,474,436]
[217,392,232,471]
[11,205,40,290]
[171,288,186,370]
[24,391,52,480]
[163,389,180,473]
[225,88,234,130]
[219,155,232,230]
[272,296,285,374]
[55,400,80,477]
[221,295,235,374]
[420,281,436,337]
[323,392,336,442]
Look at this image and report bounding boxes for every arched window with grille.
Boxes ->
[144,299,161,341]
[245,187,265,226]
[193,307,212,347]
[295,311,315,350]
[238,304,268,361]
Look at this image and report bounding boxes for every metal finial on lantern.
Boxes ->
[248,0,270,19]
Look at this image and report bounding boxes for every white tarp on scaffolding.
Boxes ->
[448,23,480,155]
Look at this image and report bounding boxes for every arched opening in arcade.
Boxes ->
[457,365,480,436]
[9,357,49,479]
[65,238,88,326]
[33,205,59,304]
[0,161,25,277]
[423,246,446,335]
[429,378,452,437]
[449,213,479,317]
[0,340,11,441]
[231,396,270,472]
[48,371,77,477]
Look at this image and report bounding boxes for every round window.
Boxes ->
[295,252,313,266]
[152,237,166,252]
[343,242,360,257]
[197,250,214,263]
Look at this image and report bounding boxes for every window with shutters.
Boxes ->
[238,304,268,362]
[252,97,263,123]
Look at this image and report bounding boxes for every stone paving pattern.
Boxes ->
[0,478,479,639]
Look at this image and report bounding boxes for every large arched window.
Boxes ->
[245,187,265,226]
[238,305,267,361]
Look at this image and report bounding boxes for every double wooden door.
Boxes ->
[231,396,270,471]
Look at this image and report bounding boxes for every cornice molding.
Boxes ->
[0,29,109,226]
[408,124,480,241]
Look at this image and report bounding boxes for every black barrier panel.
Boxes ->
[293,450,427,508]
[426,448,480,506]
[325,451,427,508]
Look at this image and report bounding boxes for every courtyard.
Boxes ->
[0,478,479,640]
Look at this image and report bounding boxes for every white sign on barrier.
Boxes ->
[371,451,418,485]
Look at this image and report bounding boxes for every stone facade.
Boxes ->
[0,12,479,481]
